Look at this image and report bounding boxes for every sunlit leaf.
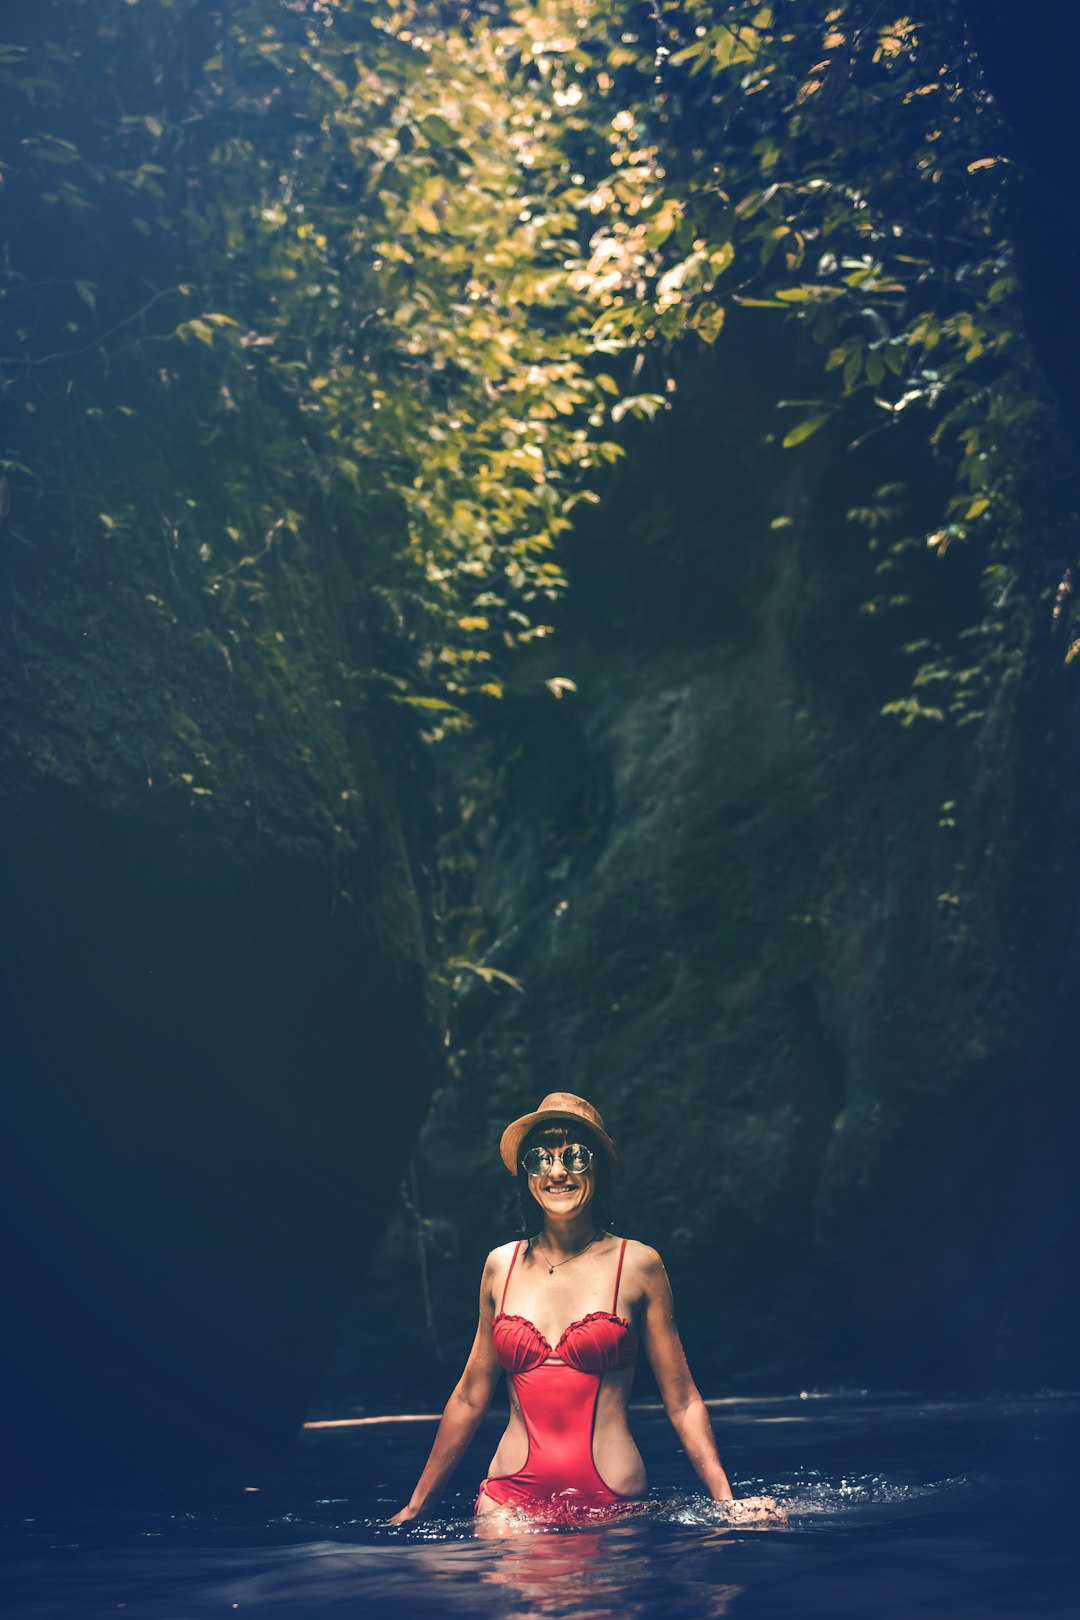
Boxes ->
[782,413,830,448]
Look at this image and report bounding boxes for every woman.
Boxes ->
[389,1092,778,1523]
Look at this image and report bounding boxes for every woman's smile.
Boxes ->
[540,1174,587,1195]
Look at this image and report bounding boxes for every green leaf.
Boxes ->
[692,304,726,344]
[782,413,830,448]
[710,25,761,71]
[24,132,83,165]
[668,41,711,71]
[394,695,462,712]
[611,393,666,424]
[418,113,455,148]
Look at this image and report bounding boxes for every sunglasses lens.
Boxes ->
[522,1144,593,1175]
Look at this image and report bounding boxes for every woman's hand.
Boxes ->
[386,1504,423,1526]
[715,1494,787,1523]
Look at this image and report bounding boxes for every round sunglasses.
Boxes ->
[521,1143,594,1177]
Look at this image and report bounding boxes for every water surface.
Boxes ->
[3,1393,1075,1618]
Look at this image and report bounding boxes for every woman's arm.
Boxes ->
[386,1251,504,1524]
[638,1246,735,1502]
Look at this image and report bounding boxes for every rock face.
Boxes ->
[347,322,1080,1408]
[0,502,443,1489]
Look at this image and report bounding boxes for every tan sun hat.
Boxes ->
[499,1092,620,1174]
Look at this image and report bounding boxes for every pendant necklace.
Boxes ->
[534,1231,601,1275]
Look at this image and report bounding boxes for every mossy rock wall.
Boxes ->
[345,322,1080,1407]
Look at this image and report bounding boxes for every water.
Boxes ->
[3,1393,1076,1618]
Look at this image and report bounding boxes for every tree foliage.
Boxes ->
[531,0,1076,723]
[0,0,630,843]
[2,0,1075,854]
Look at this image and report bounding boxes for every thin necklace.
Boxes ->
[533,1231,602,1275]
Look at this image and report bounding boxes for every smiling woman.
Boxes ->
[387,1094,782,1525]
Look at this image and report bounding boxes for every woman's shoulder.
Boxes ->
[611,1236,664,1271]
[478,1239,524,1310]
[482,1238,525,1274]
[608,1237,667,1276]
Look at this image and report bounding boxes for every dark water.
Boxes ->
[3,1393,1077,1619]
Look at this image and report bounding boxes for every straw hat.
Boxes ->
[499,1092,620,1174]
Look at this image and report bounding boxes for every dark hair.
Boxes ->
[514,1120,615,1238]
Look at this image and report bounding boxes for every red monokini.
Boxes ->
[475,1237,638,1514]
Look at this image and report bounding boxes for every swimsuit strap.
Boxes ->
[612,1237,628,1314]
[500,1240,524,1313]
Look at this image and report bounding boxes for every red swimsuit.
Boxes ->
[475,1237,639,1514]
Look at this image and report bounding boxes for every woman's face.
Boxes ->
[526,1137,596,1221]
